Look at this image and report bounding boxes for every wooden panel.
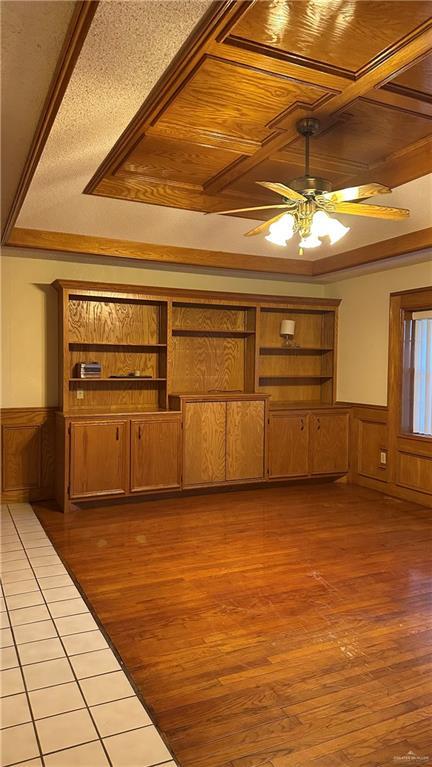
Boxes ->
[1,408,55,502]
[85,0,432,219]
[226,400,265,481]
[183,401,226,486]
[131,417,181,492]
[397,450,432,493]
[268,413,309,478]
[229,1,432,74]
[68,299,161,344]
[357,419,388,482]
[70,420,128,498]
[171,336,245,394]
[288,99,432,167]
[173,304,249,331]
[310,412,349,474]
[156,57,327,145]
[2,426,41,491]
[121,135,241,186]
[385,52,432,99]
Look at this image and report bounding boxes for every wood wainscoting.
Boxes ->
[347,401,432,509]
[1,408,56,502]
[2,402,431,507]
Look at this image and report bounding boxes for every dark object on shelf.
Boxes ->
[109,374,152,379]
[75,362,101,379]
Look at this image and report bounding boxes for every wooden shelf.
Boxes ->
[259,346,333,354]
[69,378,167,383]
[68,342,167,349]
[172,327,255,336]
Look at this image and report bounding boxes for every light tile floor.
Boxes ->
[0,503,178,767]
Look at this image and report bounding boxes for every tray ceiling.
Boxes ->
[8,0,432,274]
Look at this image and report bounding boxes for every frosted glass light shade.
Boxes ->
[280,319,295,337]
[299,234,321,249]
[265,213,295,247]
[311,210,350,244]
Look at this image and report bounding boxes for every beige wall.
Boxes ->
[325,259,432,406]
[0,247,325,408]
[2,248,431,410]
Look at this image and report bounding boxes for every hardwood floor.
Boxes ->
[34,484,432,767]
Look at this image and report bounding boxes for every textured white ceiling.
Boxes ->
[15,0,432,262]
[1,0,75,229]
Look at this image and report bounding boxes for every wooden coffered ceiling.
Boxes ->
[86,0,432,220]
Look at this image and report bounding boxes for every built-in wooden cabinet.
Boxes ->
[183,401,226,486]
[309,413,349,475]
[226,400,265,481]
[69,420,128,499]
[131,416,181,492]
[268,410,349,479]
[53,280,346,511]
[181,396,266,488]
[268,413,309,478]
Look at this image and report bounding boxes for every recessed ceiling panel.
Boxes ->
[228,0,432,75]
[121,135,241,187]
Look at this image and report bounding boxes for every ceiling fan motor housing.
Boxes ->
[289,176,333,196]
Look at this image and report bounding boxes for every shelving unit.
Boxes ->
[55,282,339,412]
[257,306,335,406]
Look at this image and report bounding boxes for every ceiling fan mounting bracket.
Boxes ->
[296,117,321,137]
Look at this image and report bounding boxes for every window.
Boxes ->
[412,313,432,436]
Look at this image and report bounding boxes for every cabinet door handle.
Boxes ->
[300,418,304,431]
[116,427,119,440]
[138,426,142,440]
[317,418,320,431]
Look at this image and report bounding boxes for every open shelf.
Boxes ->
[69,377,167,383]
[172,327,255,336]
[69,342,167,349]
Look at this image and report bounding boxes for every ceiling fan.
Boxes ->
[209,117,410,255]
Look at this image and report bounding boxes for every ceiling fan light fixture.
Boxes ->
[311,210,350,244]
[265,213,295,246]
[299,233,321,249]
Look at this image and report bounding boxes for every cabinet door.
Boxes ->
[70,421,128,498]
[310,413,349,475]
[131,418,181,492]
[269,414,309,478]
[226,401,265,481]
[183,402,226,487]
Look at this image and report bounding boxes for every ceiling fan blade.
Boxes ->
[328,202,410,220]
[318,183,391,204]
[256,181,307,202]
[207,203,293,216]
[244,212,289,237]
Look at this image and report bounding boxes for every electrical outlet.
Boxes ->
[379,450,387,466]
[76,389,84,400]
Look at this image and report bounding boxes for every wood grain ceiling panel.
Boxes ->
[120,135,241,187]
[287,99,432,166]
[154,56,328,145]
[87,0,432,226]
[384,52,432,99]
[227,0,432,76]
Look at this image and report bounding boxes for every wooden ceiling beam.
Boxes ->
[6,227,314,277]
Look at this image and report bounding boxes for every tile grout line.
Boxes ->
[4,504,117,767]
[30,508,181,767]
[0,514,46,767]
[4,503,180,767]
